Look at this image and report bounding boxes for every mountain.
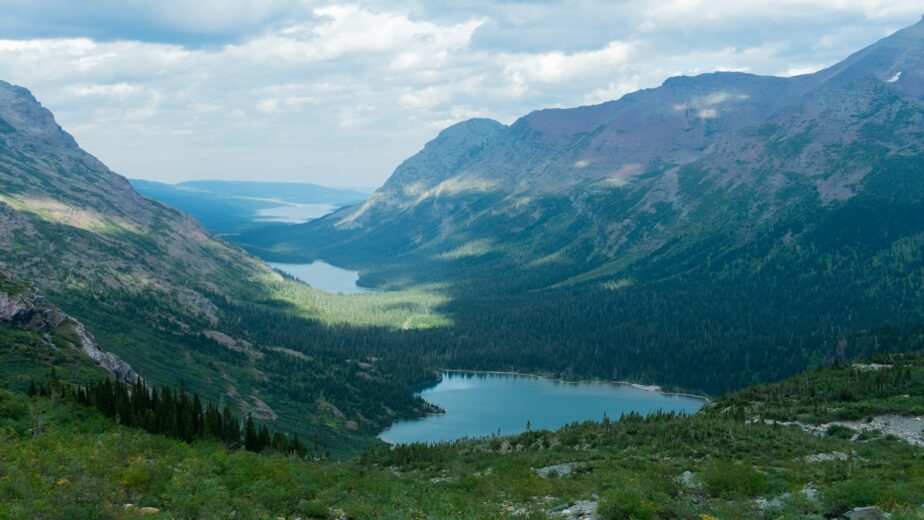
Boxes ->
[0,80,436,454]
[240,17,924,393]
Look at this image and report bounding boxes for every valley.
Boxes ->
[1,9,924,520]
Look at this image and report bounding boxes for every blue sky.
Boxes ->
[0,1,920,188]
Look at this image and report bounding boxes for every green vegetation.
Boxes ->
[71,377,311,456]
[3,352,924,519]
[46,286,442,456]
[238,151,924,399]
[0,324,107,394]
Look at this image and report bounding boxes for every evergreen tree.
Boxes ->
[244,415,259,452]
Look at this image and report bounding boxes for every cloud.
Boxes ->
[0,2,919,187]
[503,41,634,85]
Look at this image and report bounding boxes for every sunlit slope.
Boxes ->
[0,80,445,454]
[240,18,924,395]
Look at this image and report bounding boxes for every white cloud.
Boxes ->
[503,41,634,85]
[256,98,280,113]
[0,2,919,187]
[781,65,824,77]
[72,82,142,97]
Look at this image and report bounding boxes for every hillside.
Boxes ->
[3,350,923,518]
[239,17,924,394]
[0,80,441,454]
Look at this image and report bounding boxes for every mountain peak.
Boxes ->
[437,118,504,138]
[426,117,505,150]
[0,80,78,149]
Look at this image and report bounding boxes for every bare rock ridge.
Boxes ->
[0,272,140,383]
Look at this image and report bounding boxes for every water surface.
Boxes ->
[380,371,704,444]
[270,261,371,294]
[255,203,337,223]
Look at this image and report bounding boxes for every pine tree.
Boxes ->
[258,424,271,452]
[222,405,239,447]
[244,415,259,452]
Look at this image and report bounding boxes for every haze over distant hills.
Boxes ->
[131,179,368,234]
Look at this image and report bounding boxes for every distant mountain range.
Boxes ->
[131,179,368,234]
[252,15,924,275]
[241,16,924,393]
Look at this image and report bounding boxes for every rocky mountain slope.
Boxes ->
[0,270,138,390]
[251,16,924,277]
[238,17,924,394]
[0,81,435,453]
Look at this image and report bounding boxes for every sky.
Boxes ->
[0,1,920,188]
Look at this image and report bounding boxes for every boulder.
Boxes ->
[843,506,887,520]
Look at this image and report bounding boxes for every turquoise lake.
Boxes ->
[270,261,371,294]
[379,371,705,444]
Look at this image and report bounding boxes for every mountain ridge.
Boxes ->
[249,15,924,266]
[236,16,924,395]
[0,79,439,453]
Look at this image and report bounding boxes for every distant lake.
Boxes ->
[270,261,371,294]
[379,371,705,445]
[255,203,338,223]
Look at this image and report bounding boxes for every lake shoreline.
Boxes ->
[380,368,709,445]
[434,368,712,403]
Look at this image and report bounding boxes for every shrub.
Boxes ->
[701,461,767,498]
[826,424,856,439]
[599,486,664,520]
[823,478,891,515]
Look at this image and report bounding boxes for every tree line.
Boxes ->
[30,371,314,457]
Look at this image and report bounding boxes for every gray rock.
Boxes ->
[804,451,849,463]
[801,487,819,501]
[549,500,598,519]
[843,506,887,520]
[534,462,587,479]
[678,470,698,488]
[0,285,140,384]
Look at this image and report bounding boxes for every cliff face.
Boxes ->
[0,272,139,383]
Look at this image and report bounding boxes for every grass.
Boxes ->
[2,351,924,519]
[269,277,452,330]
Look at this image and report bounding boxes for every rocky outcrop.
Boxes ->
[548,500,598,519]
[842,506,888,520]
[534,462,588,479]
[0,278,140,383]
[70,318,140,384]
[0,290,68,330]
